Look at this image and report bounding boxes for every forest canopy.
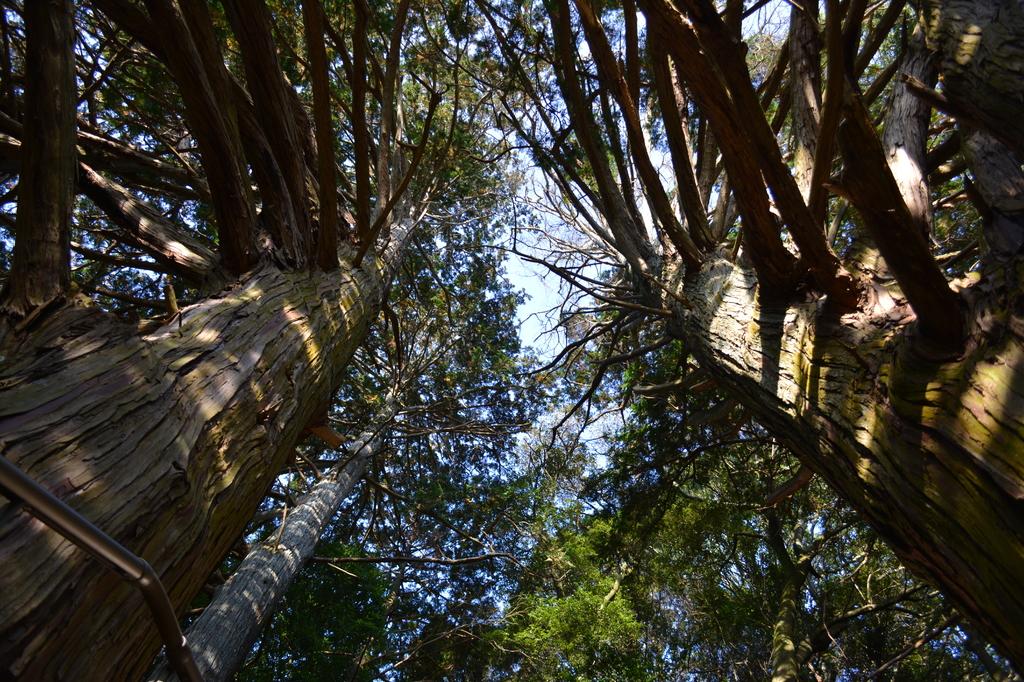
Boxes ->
[0,0,1022,679]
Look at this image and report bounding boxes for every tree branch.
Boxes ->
[3,0,75,316]
[78,163,219,281]
[573,0,703,267]
[837,89,964,351]
[351,0,372,244]
[312,552,516,567]
[650,44,714,250]
[141,0,256,273]
[764,465,814,507]
[224,0,310,264]
[302,0,341,269]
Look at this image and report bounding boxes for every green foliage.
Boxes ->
[238,544,387,682]
[476,338,1003,680]
[496,519,652,681]
[20,0,1009,677]
[235,103,545,676]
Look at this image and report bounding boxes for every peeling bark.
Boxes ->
[962,131,1024,258]
[0,226,413,679]
[919,0,1024,158]
[676,258,1024,665]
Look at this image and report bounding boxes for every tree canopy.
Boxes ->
[0,0,1022,679]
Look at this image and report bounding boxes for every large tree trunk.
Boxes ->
[675,258,1024,665]
[0,237,407,679]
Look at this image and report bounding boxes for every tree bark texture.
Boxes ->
[223,0,309,264]
[675,259,1024,665]
[0,244,403,680]
[3,0,75,315]
[919,0,1024,158]
[788,0,820,201]
[769,568,807,682]
[147,420,388,681]
[302,0,341,269]
[78,164,219,282]
[141,0,256,274]
[962,130,1024,258]
[882,26,936,235]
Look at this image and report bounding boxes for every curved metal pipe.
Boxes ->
[0,456,202,682]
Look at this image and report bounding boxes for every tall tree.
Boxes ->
[149,399,397,682]
[481,0,1024,665]
[0,0,504,678]
[2,0,1024,676]
[152,194,539,679]
[454,322,1013,678]
[235,196,542,679]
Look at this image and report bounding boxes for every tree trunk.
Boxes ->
[962,130,1024,257]
[0,231,410,680]
[2,0,75,315]
[788,0,820,202]
[919,0,1024,158]
[674,258,1024,666]
[881,25,936,235]
[769,569,807,682]
[767,512,809,682]
[147,413,391,681]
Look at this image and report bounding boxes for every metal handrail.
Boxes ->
[0,456,202,682]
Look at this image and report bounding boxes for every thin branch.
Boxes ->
[313,552,516,567]
[764,465,814,507]
[354,92,442,267]
[303,0,342,268]
[866,614,961,679]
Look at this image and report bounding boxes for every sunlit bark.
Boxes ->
[147,410,392,682]
[675,259,1024,663]
[0,229,411,679]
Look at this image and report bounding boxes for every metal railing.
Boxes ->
[0,456,202,682]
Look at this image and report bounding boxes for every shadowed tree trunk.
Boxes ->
[0,0,439,678]
[918,0,1024,158]
[672,255,1024,663]
[490,0,1024,665]
[2,0,75,315]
